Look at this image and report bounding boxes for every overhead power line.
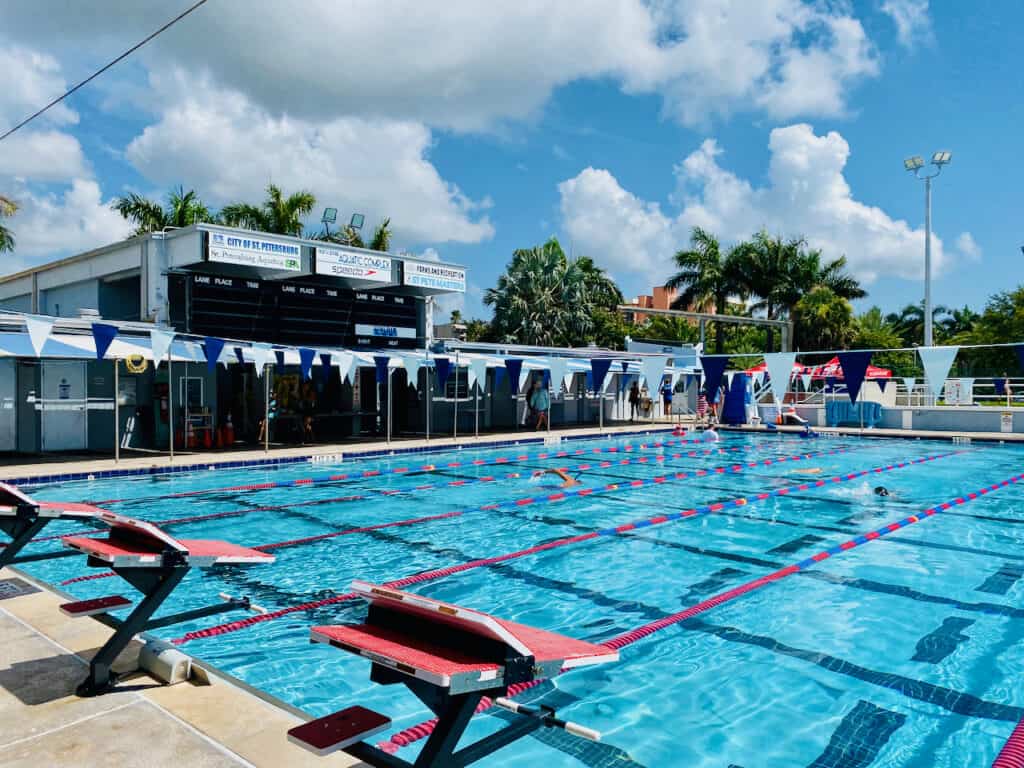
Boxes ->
[0,0,211,143]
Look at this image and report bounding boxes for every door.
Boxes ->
[41,361,88,451]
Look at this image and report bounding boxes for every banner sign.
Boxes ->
[207,231,301,272]
[354,324,417,339]
[315,247,392,282]
[403,260,466,292]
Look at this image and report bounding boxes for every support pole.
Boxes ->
[474,377,480,439]
[425,348,431,442]
[263,366,269,454]
[387,366,393,444]
[167,353,174,462]
[453,351,459,440]
[113,359,120,463]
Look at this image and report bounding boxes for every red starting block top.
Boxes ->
[0,482,105,520]
[311,582,617,692]
[62,510,274,568]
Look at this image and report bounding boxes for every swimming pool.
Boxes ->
[12,430,1024,767]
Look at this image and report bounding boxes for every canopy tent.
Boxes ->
[744,356,891,380]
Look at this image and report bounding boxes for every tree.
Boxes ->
[792,286,855,350]
[666,227,746,354]
[885,301,950,345]
[112,186,213,235]
[853,306,915,376]
[957,288,1024,374]
[315,217,393,252]
[0,195,17,253]
[464,318,492,342]
[221,184,316,237]
[484,237,622,347]
[637,315,700,345]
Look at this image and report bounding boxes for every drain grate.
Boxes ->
[0,577,40,601]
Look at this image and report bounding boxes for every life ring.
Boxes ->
[125,354,148,374]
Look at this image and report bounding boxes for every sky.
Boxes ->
[1,0,1021,322]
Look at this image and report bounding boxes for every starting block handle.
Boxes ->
[219,592,268,614]
[494,697,601,742]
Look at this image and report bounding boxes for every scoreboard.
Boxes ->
[168,272,421,349]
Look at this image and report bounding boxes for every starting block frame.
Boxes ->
[0,483,102,568]
[290,581,617,768]
[60,509,273,696]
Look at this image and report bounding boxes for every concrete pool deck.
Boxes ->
[0,567,364,768]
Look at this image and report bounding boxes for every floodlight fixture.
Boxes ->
[321,207,338,224]
[349,213,365,230]
[904,156,925,171]
[931,150,952,166]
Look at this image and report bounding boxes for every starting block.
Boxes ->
[0,482,105,568]
[61,510,274,696]
[289,581,617,767]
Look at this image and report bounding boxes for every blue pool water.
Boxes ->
[13,431,1024,767]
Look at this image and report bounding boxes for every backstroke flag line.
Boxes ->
[24,314,53,357]
[150,328,175,363]
[700,356,729,403]
[837,350,873,403]
[918,346,959,397]
[763,352,797,404]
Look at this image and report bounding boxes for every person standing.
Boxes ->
[661,378,673,421]
[529,379,550,431]
[628,380,641,422]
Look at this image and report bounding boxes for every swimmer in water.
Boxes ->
[874,486,890,497]
[701,429,720,443]
[532,468,581,488]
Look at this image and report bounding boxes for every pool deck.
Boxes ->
[0,567,365,767]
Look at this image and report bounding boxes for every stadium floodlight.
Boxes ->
[320,207,337,236]
[931,150,952,165]
[904,156,925,171]
[349,213,365,230]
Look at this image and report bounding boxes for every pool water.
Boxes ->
[14,431,1024,767]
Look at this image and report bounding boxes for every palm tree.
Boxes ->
[317,218,394,252]
[665,227,745,353]
[885,301,950,345]
[112,186,213,235]
[221,184,316,237]
[0,195,17,253]
[484,238,621,347]
[792,286,856,350]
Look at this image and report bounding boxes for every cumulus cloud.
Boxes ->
[559,123,945,297]
[3,0,879,130]
[0,130,91,182]
[880,0,932,48]
[0,46,77,128]
[956,231,982,261]
[124,72,494,246]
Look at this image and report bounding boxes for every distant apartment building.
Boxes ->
[627,286,678,324]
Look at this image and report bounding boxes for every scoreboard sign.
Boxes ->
[315,247,392,282]
[207,231,302,272]
[403,260,466,292]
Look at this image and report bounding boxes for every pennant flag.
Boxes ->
[91,323,118,360]
[877,378,888,393]
[837,350,873,403]
[590,358,613,393]
[825,376,836,392]
[671,370,684,390]
[251,343,273,377]
[763,352,797,404]
[150,327,175,363]
[585,371,594,391]
[203,337,225,371]
[435,357,452,388]
[373,355,390,385]
[547,357,569,394]
[299,348,316,380]
[640,355,668,391]
[902,376,916,394]
[752,371,764,389]
[800,373,812,391]
[700,356,729,403]
[274,350,286,373]
[725,371,735,389]
[494,366,505,389]
[918,345,959,397]
[505,358,524,393]
[468,358,488,392]
[319,353,332,385]
[403,354,424,390]
[24,314,53,357]
[334,351,354,384]
[234,347,245,365]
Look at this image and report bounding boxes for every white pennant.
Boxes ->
[671,370,684,390]
[149,327,175,363]
[902,376,916,393]
[251,343,273,377]
[334,351,355,384]
[640,355,669,391]
[403,354,424,390]
[763,352,797,404]
[24,314,53,357]
[800,373,812,391]
[918,346,959,397]
[468,358,489,392]
[752,371,764,389]
[546,357,569,394]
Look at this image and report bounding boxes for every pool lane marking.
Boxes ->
[381,467,1022,754]
[86,434,746,505]
[993,719,1024,767]
[59,444,842,586]
[168,450,953,645]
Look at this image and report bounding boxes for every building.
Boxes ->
[0,224,467,453]
[627,286,678,324]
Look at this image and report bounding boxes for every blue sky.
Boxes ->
[1,1,1020,322]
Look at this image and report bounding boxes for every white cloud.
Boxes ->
[880,0,932,48]
[124,72,494,246]
[956,231,982,261]
[0,130,91,181]
[3,179,132,266]
[559,123,946,297]
[0,46,77,128]
[3,0,879,130]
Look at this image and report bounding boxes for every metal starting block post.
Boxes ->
[288,581,617,768]
[0,483,103,568]
[60,510,274,697]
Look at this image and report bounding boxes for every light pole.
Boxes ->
[904,151,952,348]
